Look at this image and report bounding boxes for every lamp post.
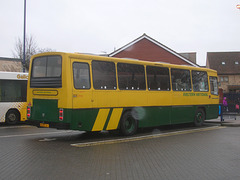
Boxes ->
[23,0,26,72]
[237,4,240,10]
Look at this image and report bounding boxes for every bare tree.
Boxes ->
[38,48,55,53]
[13,35,55,71]
[13,35,38,71]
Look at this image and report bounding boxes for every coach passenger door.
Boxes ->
[209,76,219,118]
[72,59,93,109]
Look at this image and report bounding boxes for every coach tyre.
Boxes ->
[194,108,205,127]
[120,111,138,136]
[6,110,20,125]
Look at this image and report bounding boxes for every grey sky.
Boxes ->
[1,0,240,65]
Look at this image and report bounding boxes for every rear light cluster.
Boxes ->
[59,108,64,121]
[27,106,31,118]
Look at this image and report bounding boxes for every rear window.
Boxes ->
[32,56,62,78]
[30,56,62,88]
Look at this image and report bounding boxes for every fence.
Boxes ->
[223,92,240,113]
[220,92,240,121]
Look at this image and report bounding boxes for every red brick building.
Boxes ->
[109,34,198,67]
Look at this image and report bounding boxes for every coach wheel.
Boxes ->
[6,110,20,125]
[194,109,205,127]
[120,111,138,136]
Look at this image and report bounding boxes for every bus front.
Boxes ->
[27,53,72,129]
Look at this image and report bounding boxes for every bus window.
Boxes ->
[30,55,62,88]
[92,61,117,90]
[146,66,170,91]
[210,76,218,95]
[171,69,191,91]
[0,80,27,102]
[192,71,209,92]
[73,62,90,89]
[117,63,146,90]
[32,56,62,78]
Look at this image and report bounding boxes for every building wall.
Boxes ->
[219,74,240,93]
[112,39,191,65]
[0,60,22,72]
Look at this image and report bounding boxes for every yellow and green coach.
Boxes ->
[27,52,219,135]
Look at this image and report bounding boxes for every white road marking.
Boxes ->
[0,125,32,129]
[0,130,75,138]
[39,138,57,142]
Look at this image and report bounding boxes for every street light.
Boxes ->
[237,4,240,9]
[23,0,26,72]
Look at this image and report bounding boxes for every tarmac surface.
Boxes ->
[0,118,240,180]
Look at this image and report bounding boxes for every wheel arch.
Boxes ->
[5,108,21,122]
[196,106,206,120]
[119,108,138,136]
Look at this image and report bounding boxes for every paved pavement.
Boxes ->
[205,113,240,127]
[0,122,240,180]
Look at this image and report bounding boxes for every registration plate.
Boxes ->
[40,123,49,128]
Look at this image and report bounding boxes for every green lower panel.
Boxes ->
[136,104,218,128]
[70,108,99,131]
[171,106,196,124]
[206,105,219,120]
[31,99,59,122]
[135,106,171,128]
[30,100,219,131]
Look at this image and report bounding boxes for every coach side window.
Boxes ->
[117,63,146,90]
[192,71,209,92]
[73,62,90,89]
[146,66,170,91]
[210,76,218,95]
[92,61,117,90]
[171,69,191,91]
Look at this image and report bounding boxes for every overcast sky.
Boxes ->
[1,0,240,65]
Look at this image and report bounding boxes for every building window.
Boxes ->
[224,76,229,82]
[220,76,228,82]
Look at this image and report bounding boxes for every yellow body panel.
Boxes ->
[27,52,219,110]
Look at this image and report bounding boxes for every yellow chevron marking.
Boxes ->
[92,109,110,131]
[106,108,123,130]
